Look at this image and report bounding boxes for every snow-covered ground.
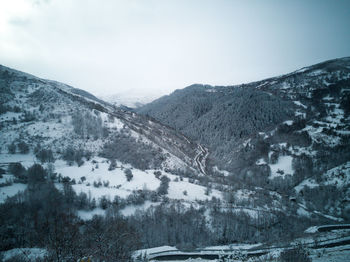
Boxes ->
[294,178,319,193]
[0,183,27,203]
[269,155,294,179]
[120,201,160,216]
[1,248,48,261]
[202,243,262,251]
[77,208,106,220]
[133,246,178,258]
[293,100,307,109]
[324,162,350,187]
[0,154,223,213]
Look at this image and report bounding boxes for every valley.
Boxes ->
[0,57,350,261]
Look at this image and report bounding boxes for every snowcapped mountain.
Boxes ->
[100,92,159,109]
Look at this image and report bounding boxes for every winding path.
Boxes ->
[194,144,208,175]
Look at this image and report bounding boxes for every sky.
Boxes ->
[0,0,350,101]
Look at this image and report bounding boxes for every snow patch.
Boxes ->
[283,120,294,126]
[77,208,106,220]
[121,201,160,216]
[133,246,178,257]
[295,178,319,193]
[269,155,294,179]
[0,183,27,203]
[293,101,307,109]
[2,248,47,261]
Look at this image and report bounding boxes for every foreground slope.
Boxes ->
[0,64,206,173]
[0,64,223,211]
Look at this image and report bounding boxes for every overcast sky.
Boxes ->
[1,0,350,100]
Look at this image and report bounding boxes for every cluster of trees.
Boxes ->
[301,185,347,218]
[128,202,210,249]
[127,197,313,250]
[35,147,54,163]
[100,130,166,170]
[0,104,21,115]
[2,160,332,261]
[0,171,139,261]
[157,175,170,195]
[71,109,108,140]
[7,140,30,154]
[124,168,133,181]
[62,146,92,166]
[8,162,48,185]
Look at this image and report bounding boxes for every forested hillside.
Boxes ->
[1,58,350,261]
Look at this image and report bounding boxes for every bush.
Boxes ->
[62,147,88,166]
[8,162,26,180]
[0,168,6,175]
[154,170,162,179]
[157,175,170,195]
[93,180,102,188]
[99,196,110,209]
[280,246,311,262]
[27,164,46,185]
[7,142,16,154]
[126,191,146,205]
[0,179,13,187]
[108,159,117,171]
[124,169,133,182]
[17,141,29,154]
[36,148,54,163]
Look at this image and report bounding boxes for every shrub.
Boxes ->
[280,246,311,262]
[62,147,88,166]
[36,148,54,163]
[124,169,133,182]
[17,141,29,154]
[99,196,110,209]
[93,180,102,188]
[61,176,71,183]
[7,142,16,154]
[0,179,13,187]
[0,168,6,175]
[127,191,146,205]
[157,175,170,195]
[154,170,162,179]
[27,164,46,185]
[8,162,26,180]
[108,159,117,171]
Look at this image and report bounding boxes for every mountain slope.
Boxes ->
[1,60,350,260]
[138,57,350,220]
[0,64,208,174]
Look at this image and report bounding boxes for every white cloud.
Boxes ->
[0,0,349,100]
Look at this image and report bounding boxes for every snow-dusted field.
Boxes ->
[0,153,223,216]
[1,248,48,261]
[268,155,294,179]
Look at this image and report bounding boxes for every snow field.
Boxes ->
[269,155,294,179]
[1,248,48,261]
[0,154,223,214]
